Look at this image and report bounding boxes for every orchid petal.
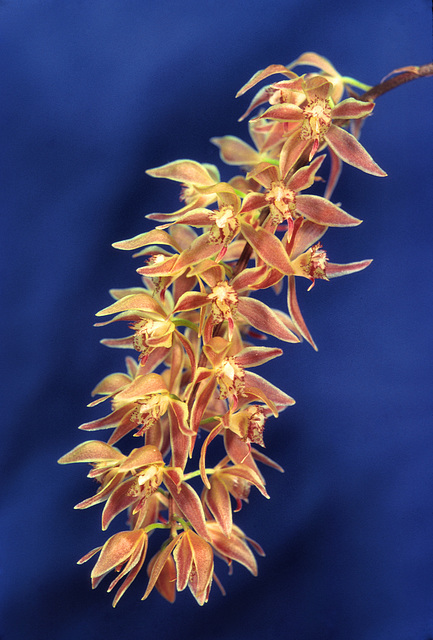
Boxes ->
[251,103,303,122]
[91,373,132,396]
[240,222,294,275]
[173,531,213,605]
[331,97,375,120]
[224,429,251,465]
[325,124,387,176]
[199,424,223,489]
[324,147,343,200]
[114,373,168,403]
[173,234,223,272]
[91,530,146,583]
[117,445,163,472]
[57,440,124,465]
[205,477,232,537]
[238,297,300,343]
[296,194,362,227]
[74,476,124,510]
[136,254,179,277]
[96,293,165,317]
[112,229,182,252]
[110,545,147,608]
[173,291,209,314]
[142,536,180,601]
[326,259,372,278]
[287,154,325,192]
[146,552,176,603]
[169,399,195,437]
[172,533,193,593]
[163,476,210,542]
[279,133,309,178]
[287,51,340,77]
[236,64,297,98]
[101,477,141,530]
[99,336,135,349]
[211,136,261,166]
[207,523,258,576]
[236,346,283,368]
[221,464,269,498]
[78,406,132,432]
[169,413,191,470]
[289,220,327,259]
[287,276,317,350]
[239,191,268,213]
[244,371,296,410]
[146,159,217,186]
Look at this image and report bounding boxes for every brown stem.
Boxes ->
[360,63,433,102]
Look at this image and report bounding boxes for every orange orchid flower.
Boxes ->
[60,52,430,606]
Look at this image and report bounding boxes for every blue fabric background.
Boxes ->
[1,1,432,639]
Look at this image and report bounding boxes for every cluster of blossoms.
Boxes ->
[59,53,387,606]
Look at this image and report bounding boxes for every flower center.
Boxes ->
[147,253,167,266]
[209,205,240,246]
[308,243,328,276]
[130,394,170,436]
[136,464,164,496]
[265,181,297,224]
[216,357,245,401]
[179,184,197,204]
[301,98,332,141]
[132,318,174,355]
[246,405,266,447]
[208,281,238,322]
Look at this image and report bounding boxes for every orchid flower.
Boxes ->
[237,69,386,179]
[59,52,431,606]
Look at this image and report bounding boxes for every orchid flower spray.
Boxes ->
[59,53,432,606]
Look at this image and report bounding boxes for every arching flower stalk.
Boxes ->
[59,52,432,606]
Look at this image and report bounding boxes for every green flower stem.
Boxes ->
[172,318,199,332]
[341,76,372,91]
[173,516,190,529]
[144,522,171,533]
[263,157,280,167]
[200,416,219,425]
[144,516,191,534]
[183,468,216,482]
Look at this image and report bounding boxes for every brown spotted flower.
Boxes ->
[285,219,373,349]
[94,287,176,363]
[241,154,362,232]
[229,404,267,447]
[58,441,165,530]
[202,462,269,537]
[143,529,214,606]
[78,529,149,607]
[207,281,239,334]
[206,522,264,577]
[150,182,243,262]
[292,241,329,290]
[59,51,415,608]
[173,261,300,344]
[237,68,387,178]
[145,159,221,223]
